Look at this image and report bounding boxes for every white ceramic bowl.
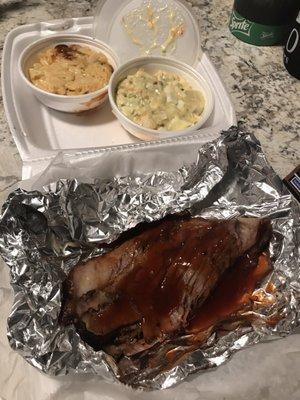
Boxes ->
[108,57,214,141]
[19,34,119,113]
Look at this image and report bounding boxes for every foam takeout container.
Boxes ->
[1,0,236,179]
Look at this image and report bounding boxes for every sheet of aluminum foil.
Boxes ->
[0,127,299,390]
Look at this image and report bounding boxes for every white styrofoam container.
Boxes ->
[2,17,236,179]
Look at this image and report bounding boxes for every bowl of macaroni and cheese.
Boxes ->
[19,34,119,113]
[108,57,214,140]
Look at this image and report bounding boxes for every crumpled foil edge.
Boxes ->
[0,127,299,390]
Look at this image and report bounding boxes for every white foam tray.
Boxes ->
[2,17,236,179]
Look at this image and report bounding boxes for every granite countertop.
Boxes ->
[0,1,299,399]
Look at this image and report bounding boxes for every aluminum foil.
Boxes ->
[0,127,299,390]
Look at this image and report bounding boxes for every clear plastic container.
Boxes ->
[93,0,201,66]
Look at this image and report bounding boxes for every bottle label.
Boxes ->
[229,10,284,46]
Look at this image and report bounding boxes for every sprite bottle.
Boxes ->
[229,0,300,46]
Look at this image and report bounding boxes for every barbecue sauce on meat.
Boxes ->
[77,219,252,341]
[127,251,273,373]
[187,251,271,334]
[61,216,273,361]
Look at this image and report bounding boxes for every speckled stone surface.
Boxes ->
[0,0,299,197]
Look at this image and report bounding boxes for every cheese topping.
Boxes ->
[28,44,113,96]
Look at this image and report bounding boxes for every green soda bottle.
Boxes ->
[229,0,299,46]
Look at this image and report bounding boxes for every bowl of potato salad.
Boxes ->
[108,57,214,140]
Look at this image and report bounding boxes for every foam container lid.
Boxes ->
[93,0,201,66]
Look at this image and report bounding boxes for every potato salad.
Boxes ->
[116,69,205,131]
